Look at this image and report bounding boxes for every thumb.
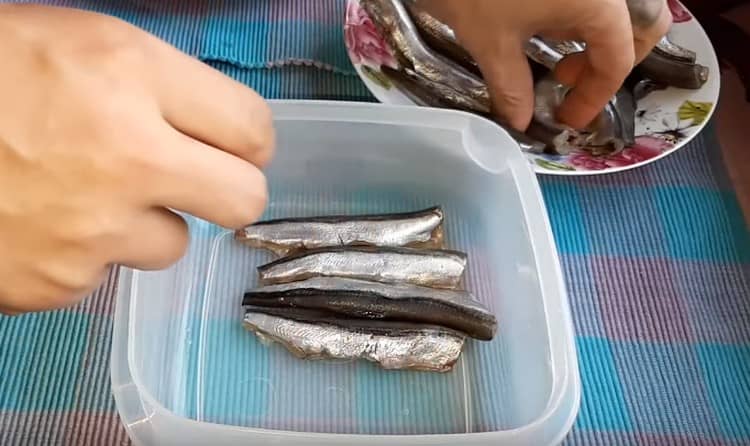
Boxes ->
[472,40,535,131]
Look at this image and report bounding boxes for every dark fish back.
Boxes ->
[243,287,497,340]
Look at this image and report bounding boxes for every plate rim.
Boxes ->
[343,0,721,176]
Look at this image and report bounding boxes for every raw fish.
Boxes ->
[257,246,467,289]
[243,276,497,340]
[236,206,444,256]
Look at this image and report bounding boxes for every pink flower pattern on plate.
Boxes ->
[342,0,707,173]
[345,1,398,70]
[568,136,673,170]
[667,0,692,23]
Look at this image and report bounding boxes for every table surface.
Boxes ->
[1,1,749,445]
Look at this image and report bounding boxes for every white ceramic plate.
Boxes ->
[344,0,721,175]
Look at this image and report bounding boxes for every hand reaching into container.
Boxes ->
[0,4,274,315]
[421,0,672,131]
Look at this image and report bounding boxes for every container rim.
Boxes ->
[113,100,581,444]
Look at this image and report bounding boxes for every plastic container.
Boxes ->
[111,100,580,446]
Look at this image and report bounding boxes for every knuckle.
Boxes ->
[496,91,526,109]
[228,180,268,229]
[58,267,101,296]
[242,98,276,168]
[620,47,637,70]
[0,264,97,313]
[164,218,190,263]
[104,42,147,70]
[602,51,635,82]
[149,215,189,269]
[654,7,672,37]
[58,212,119,245]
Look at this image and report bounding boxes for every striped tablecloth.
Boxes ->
[1,1,749,445]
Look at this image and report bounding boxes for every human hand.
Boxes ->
[0,5,274,314]
[420,0,672,130]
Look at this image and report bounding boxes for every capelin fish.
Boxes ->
[589,86,636,150]
[257,246,467,289]
[636,50,709,90]
[360,0,490,109]
[362,3,568,155]
[381,65,489,113]
[524,37,565,71]
[525,41,635,155]
[380,65,547,154]
[525,37,584,70]
[243,277,497,340]
[527,73,635,155]
[653,35,696,63]
[398,2,579,77]
[243,310,465,372]
[623,69,669,101]
[401,0,481,76]
[236,206,444,256]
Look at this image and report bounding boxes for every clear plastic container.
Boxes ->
[111,100,580,446]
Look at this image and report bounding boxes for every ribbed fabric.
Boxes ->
[3,0,357,76]
[0,1,749,445]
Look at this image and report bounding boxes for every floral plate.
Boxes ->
[344,0,721,175]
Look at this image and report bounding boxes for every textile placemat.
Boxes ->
[1,1,748,445]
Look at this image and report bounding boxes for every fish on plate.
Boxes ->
[360,0,710,157]
[257,246,468,289]
[236,206,445,256]
[401,0,480,75]
[636,49,709,90]
[526,73,637,155]
[243,276,497,340]
[243,309,466,372]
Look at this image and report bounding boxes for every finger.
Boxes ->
[0,266,108,314]
[115,207,189,270]
[553,3,669,87]
[145,36,275,168]
[0,304,20,316]
[148,127,268,230]
[556,5,636,129]
[627,0,666,29]
[632,0,672,64]
[473,39,535,131]
[554,52,587,87]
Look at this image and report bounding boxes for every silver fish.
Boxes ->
[380,65,547,154]
[363,1,551,153]
[243,310,465,372]
[525,37,584,70]
[257,246,467,289]
[636,50,709,90]
[243,276,497,340]
[360,0,491,109]
[381,65,489,113]
[401,2,581,77]
[625,0,706,89]
[363,0,644,155]
[631,78,668,101]
[653,35,696,63]
[401,0,481,76]
[527,73,636,155]
[236,206,444,256]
